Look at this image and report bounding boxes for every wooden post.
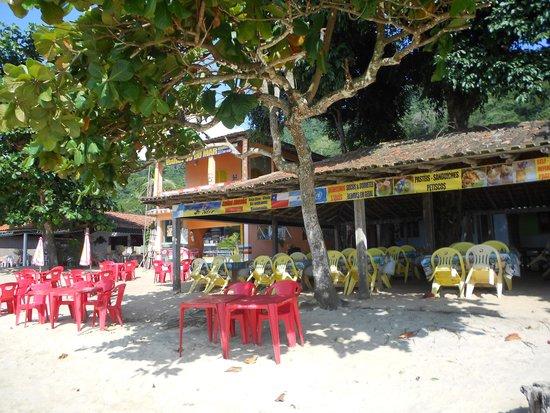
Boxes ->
[172,216,181,292]
[272,217,279,256]
[153,161,164,196]
[423,193,435,252]
[354,199,370,297]
[241,139,248,180]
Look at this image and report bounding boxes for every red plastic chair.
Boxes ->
[91,283,126,330]
[99,260,115,271]
[0,282,18,314]
[212,282,256,344]
[129,259,138,278]
[120,261,136,281]
[16,268,39,282]
[153,260,171,283]
[42,266,64,287]
[15,282,51,326]
[180,259,192,282]
[256,281,302,347]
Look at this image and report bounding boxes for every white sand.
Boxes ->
[0,269,549,413]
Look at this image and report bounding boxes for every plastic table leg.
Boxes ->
[267,303,281,364]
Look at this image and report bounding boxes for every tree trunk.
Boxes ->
[42,221,58,267]
[288,121,339,310]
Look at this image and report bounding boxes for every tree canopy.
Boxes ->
[1,0,482,307]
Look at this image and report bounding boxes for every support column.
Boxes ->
[422,193,435,252]
[126,234,131,247]
[271,217,279,256]
[153,161,164,196]
[22,232,28,267]
[354,199,369,297]
[207,156,216,185]
[154,219,163,257]
[172,216,181,292]
[241,139,249,180]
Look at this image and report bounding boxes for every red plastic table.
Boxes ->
[49,285,98,331]
[225,295,304,364]
[179,294,245,357]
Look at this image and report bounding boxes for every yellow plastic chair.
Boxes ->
[341,248,356,263]
[377,247,388,254]
[482,240,509,253]
[450,242,475,255]
[187,258,209,293]
[289,252,308,262]
[272,254,301,283]
[429,247,466,298]
[343,249,377,294]
[247,255,274,287]
[482,240,511,290]
[327,250,348,288]
[401,245,421,279]
[368,247,391,289]
[387,246,412,282]
[204,256,230,293]
[305,252,312,260]
[464,245,503,298]
[272,253,287,262]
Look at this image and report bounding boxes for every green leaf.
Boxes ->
[121,82,141,102]
[155,99,170,114]
[109,60,134,82]
[154,1,171,29]
[41,2,65,25]
[74,150,84,166]
[293,20,309,35]
[168,0,192,19]
[87,142,100,154]
[15,106,26,123]
[237,21,256,43]
[3,63,26,78]
[21,156,35,169]
[138,96,155,116]
[27,59,52,80]
[75,93,87,110]
[144,0,157,18]
[450,0,474,17]
[265,4,286,18]
[38,87,53,102]
[201,90,217,113]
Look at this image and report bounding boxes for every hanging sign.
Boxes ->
[173,156,550,219]
[166,145,232,166]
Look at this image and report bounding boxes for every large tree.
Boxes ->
[0,24,113,265]
[1,0,481,308]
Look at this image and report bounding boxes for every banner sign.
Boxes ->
[166,145,232,166]
[173,156,550,218]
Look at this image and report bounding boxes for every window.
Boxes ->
[257,225,290,240]
[164,221,172,243]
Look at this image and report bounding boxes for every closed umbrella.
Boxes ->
[79,228,92,268]
[32,236,45,270]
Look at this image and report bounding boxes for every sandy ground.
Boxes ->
[0,268,549,413]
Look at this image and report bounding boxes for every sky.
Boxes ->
[0,3,248,140]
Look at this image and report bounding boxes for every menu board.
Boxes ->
[173,156,550,218]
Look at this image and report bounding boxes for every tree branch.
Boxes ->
[269,107,298,175]
[305,9,338,103]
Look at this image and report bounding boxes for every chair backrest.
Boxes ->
[252,255,273,275]
[16,278,33,296]
[16,268,39,281]
[482,240,510,253]
[273,254,296,274]
[0,282,18,300]
[377,247,387,254]
[100,261,115,271]
[225,281,255,296]
[70,269,85,280]
[465,244,501,268]
[99,270,115,281]
[327,250,348,272]
[401,245,416,254]
[28,282,52,304]
[272,253,287,262]
[94,278,115,293]
[289,252,308,262]
[431,247,465,274]
[449,242,475,255]
[341,248,356,263]
[49,266,64,276]
[349,250,378,275]
[210,256,227,273]
[387,246,406,261]
[72,280,93,290]
[190,258,206,275]
[305,252,312,260]
[62,272,73,287]
[266,280,301,296]
[110,283,126,307]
